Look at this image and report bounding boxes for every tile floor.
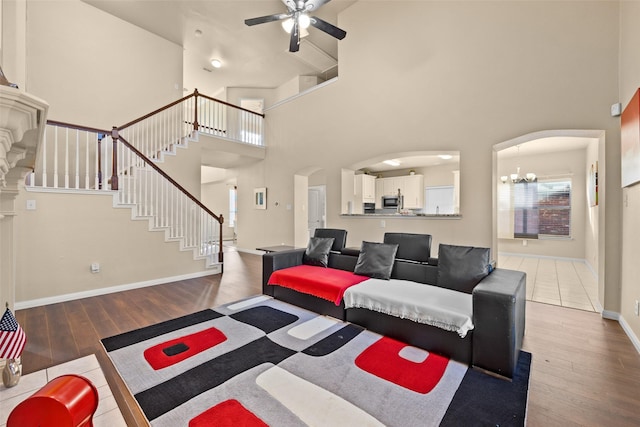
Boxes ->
[0,354,126,427]
[498,254,599,312]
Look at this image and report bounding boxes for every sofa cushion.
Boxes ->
[313,228,347,253]
[302,237,335,267]
[383,232,432,262]
[437,244,491,293]
[354,241,399,280]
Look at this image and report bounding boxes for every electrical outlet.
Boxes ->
[90,263,100,273]
[380,220,386,228]
[635,300,639,317]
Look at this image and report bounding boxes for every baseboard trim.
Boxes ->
[15,269,221,310]
[618,314,640,355]
[602,310,640,355]
[497,252,587,263]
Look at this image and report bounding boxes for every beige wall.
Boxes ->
[237,1,621,270]
[25,0,183,128]
[14,189,210,304]
[159,141,202,199]
[497,148,587,259]
[619,0,640,344]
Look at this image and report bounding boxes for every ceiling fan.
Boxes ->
[244,0,347,53]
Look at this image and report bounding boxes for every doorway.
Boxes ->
[493,130,605,312]
[308,185,326,237]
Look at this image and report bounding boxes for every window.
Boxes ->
[424,186,455,215]
[229,187,237,227]
[499,179,571,239]
[537,180,571,237]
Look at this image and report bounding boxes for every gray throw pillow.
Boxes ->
[354,241,399,280]
[437,244,491,293]
[302,237,335,267]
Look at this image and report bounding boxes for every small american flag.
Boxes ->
[0,308,26,360]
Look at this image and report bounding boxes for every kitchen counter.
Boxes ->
[341,213,461,219]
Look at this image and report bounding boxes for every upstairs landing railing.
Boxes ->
[117,89,265,161]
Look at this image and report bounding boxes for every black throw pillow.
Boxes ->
[302,237,335,267]
[354,241,399,280]
[437,244,491,293]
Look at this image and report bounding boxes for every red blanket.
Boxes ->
[268,265,369,305]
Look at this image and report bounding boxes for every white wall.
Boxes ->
[619,0,640,345]
[25,0,183,128]
[235,1,622,303]
[497,148,587,259]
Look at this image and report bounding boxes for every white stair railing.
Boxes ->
[28,121,113,191]
[115,132,223,262]
[27,121,224,267]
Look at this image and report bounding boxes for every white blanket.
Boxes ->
[343,279,474,338]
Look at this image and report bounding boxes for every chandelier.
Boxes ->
[501,167,537,184]
[500,145,536,184]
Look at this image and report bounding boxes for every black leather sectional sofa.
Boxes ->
[262,230,526,379]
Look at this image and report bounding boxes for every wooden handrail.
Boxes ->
[47,119,110,135]
[117,89,265,133]
[118,135,223,224]
[117,92,197,130]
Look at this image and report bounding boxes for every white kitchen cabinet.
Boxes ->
[382,177,404,196]
[375,179,383,208]
[403,174,424,209]
[354,174,376,213]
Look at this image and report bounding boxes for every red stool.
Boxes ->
[7,374,99,427]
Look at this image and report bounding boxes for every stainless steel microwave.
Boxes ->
[382,195,403,209]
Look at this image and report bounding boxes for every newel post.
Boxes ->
[193,88,199,132]
[110,127,119,190]
[218,214,224,264]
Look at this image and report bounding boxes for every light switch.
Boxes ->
[26,200,36,210]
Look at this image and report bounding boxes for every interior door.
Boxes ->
[308,186,326,236]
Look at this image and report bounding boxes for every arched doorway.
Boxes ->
[493,130,606,312]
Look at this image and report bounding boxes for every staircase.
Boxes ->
[26,90,265,270]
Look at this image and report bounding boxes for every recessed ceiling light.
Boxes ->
[383,159,401,167]
[438,154,453,160]
[210,59,222,68]
[194,29,203,37]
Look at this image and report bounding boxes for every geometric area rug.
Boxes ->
[101,296,530,427]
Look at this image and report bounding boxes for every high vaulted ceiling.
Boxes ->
[82,0,356,95]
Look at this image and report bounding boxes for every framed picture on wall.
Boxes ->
[254,187,267,209]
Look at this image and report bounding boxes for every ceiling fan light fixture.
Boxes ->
[298,13,311,29]
[282,18,294,33]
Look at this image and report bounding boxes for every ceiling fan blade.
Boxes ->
[304,0,332,12]
[244,13,290,26]
[289,20,300,52]
[310,16,346,40]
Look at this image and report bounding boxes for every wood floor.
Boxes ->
[14,249,640,426]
